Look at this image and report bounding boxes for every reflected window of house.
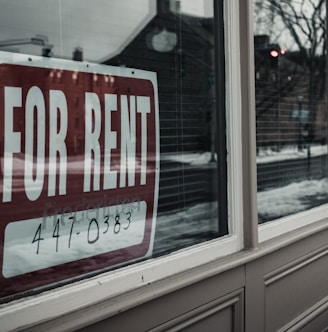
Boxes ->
[0,0,227,302]
[253,0,328,223]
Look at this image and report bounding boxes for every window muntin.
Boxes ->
[253,0,327,224]
[0,0,228,302]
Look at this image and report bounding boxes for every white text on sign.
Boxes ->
[2,86,151,202]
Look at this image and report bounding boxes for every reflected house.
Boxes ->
[104,1,217,216]
[254,34,327,149]
[105,2,215,154]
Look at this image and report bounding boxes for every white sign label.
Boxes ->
[3,201,147,277]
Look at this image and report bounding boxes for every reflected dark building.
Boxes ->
[104,5,217,210]
[255,33,328,223]
[254,34,327,150]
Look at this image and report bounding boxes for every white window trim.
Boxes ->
[0,0,244,330]
[250,0,328,243]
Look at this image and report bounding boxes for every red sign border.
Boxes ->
[0,51,160,300]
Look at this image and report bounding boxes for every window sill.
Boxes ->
[0,232,243,331]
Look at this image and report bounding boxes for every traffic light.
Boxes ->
[269,47,279,69]
[270,49,279,57]
[255,43,286,70]
[269,46,286,69]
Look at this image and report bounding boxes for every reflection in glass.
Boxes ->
[0,0,222,301]
[106,0,220,256]
[253,0,328,223]
[0,0,156,62]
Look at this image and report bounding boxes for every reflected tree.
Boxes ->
[254,0,326,60]
[254,0,328,223]
[254,0,326,143]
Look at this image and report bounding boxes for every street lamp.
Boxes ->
[297,95,303,151]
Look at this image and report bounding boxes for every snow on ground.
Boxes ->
[256,144,328,164]
[161,151,216,166]
[162,144,328,166]
[163,145,328,223]
[256,144,328,221]
[257,177,328,222]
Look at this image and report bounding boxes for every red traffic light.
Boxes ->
[270,49,279,58]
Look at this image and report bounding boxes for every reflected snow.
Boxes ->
[162,145,328,225]
[258,178,328,223]
[257,144,328,223]
[257,144,328,164]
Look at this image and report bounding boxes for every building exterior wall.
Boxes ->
[18,227,328,332]
[1,1,328,331]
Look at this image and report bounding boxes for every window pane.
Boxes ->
[253,0,328,223]
[0,0,226,301]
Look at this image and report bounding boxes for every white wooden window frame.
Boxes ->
[0,1,244,330]
[254,0,328,243]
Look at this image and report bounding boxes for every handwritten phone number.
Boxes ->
[32,211,133,255]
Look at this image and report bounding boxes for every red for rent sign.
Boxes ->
[0,52,159,299]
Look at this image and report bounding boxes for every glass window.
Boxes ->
[0,0,227,302]
[253,0,327,224]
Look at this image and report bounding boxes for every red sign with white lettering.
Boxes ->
[0,54,159,300]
